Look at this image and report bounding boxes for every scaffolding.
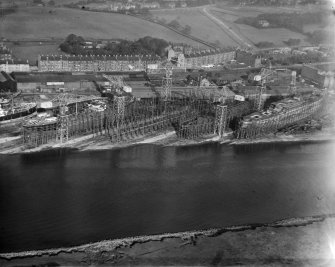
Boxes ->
[214,105,228,138]
[162,63,173,100]
[236,95,325,139]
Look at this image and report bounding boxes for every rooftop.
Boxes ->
[39,54,161,61]
[12,72,109,83]
[0,59,29,65]
[185,49,235,58]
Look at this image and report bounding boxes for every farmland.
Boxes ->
[0,2,331,62]
[0,6,208,61]
[1,7,205,44]
[151,7,239,47]
[204,3,330,47]
[209,9,311,47]
[151,3,328,49]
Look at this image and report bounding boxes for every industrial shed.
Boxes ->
[11,72,110,93]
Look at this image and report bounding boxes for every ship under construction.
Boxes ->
[18,65,333,149]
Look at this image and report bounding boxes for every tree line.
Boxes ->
[59,34,169,57]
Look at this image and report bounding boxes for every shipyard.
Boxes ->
[1,0,335,266]
[0,47,334,153]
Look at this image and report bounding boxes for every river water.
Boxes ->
[1,141,335,253]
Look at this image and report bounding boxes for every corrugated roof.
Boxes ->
[0,59,28,65]
[13,73,109,83]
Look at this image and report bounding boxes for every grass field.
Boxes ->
[205,3,331,48]
[151,7,239,47]
[210,9,311,47]
[1,7,204,45]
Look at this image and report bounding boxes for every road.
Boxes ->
[202,7,254,49]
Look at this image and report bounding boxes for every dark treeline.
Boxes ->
[59,34,169,57]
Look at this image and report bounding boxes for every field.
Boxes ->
[151,7,240,47]
[204,4,330,48]
[210,9,311,47]
[1,7,206,43]
[1,6,212,61]
[1,3,331,63]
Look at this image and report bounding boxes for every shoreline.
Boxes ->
[229,129,335,145]
[1,128,335,155]
[1,213,333,260]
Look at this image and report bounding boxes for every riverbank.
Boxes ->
[1,214,335,266]
[1,127,334,155]
[230,128,335,145]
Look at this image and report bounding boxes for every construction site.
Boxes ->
[0,62,334,152]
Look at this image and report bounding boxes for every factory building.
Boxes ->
[38,55,161,72]
[0,60,30,72]
[12,72,110,93]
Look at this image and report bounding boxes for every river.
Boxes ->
[1,141,335,253]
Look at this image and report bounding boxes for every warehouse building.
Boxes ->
[12,72,110,93]
[0,59,30,72]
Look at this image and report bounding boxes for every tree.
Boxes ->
[182,25,192,35]
[33,0,43,4]
[168,20,181,30]
[48,0,55,6]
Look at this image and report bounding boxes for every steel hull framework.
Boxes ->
[236,95,325,139]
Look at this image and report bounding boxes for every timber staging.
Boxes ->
[20,87,331,150]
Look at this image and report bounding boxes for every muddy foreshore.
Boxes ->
[0,214,333,260]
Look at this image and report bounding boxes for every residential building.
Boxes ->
[183,49,236,68]
[0,60,30,72]
[38,54,161,72]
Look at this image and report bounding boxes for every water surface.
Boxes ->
[1,141,335,253]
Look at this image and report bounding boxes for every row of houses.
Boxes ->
[37,55,161,72]
[168,48,236,68]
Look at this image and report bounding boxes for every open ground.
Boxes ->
[0,6,207,61]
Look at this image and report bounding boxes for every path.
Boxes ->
[202,7,254,49]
